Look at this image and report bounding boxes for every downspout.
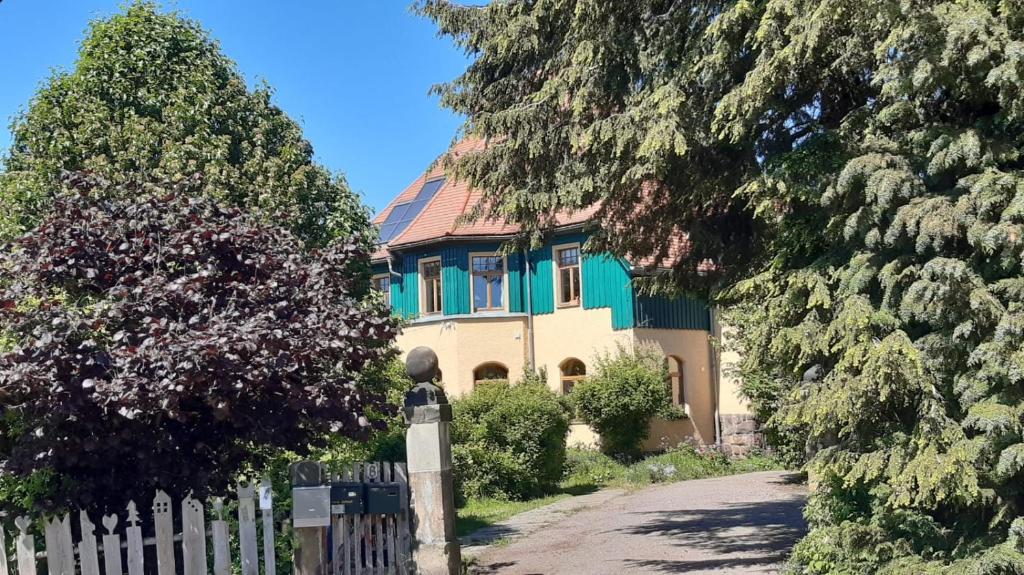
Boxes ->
[524,250,536,370]
[709,306,723,449]
[386,255,402,280]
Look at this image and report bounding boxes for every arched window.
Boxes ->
[560,358,586,394]
[473,362,509,386]
[667,355,684,406]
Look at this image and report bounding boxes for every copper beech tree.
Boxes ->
[0,174,398,513]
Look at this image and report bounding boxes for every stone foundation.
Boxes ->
[720,413,763,456]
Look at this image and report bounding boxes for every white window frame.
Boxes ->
[371,273,392,308]
[419,256,443,316]
[552,242,583,308]
[469,251,509,313]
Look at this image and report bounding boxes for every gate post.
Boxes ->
[290,461,328,575]
[403,347,461,575]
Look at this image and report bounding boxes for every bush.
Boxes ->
[0,176,397,513]
[452,379,570,501]
[570,343,676,457]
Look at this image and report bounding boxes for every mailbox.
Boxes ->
[330,482,365,515]
[292,485,331,528]
[365,483,402,515]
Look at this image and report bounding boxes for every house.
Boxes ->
[371,141,757,452]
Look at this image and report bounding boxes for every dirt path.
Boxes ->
[466,471,807,575]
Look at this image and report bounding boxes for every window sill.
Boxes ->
[408,311,527,325]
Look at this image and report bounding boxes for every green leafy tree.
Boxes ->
[0,1,368,246]
[422,1,1024,572]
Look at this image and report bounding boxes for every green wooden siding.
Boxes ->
[377,235,709,332]
[508,252,526,313]
[528,247,554,314]
[397,254,419,318]
[634,295,711,330]
[581,253,635,330]
[441,245,470,315]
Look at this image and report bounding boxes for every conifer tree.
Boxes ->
[421,1,1024,571]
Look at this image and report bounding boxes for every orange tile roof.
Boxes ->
[372,140,594,254]
[371,140,683,270]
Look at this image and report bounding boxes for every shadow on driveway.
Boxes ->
[617,497,807,573]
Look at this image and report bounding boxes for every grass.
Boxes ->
[456,492,572,536]
[455,443,783,537]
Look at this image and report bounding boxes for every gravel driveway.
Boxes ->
[467,471,807,575]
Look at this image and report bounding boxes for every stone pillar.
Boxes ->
[720,414,764,456]
[403,347,461,575]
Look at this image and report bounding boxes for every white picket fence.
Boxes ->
[0,461,412,575]
[1,479,276,575]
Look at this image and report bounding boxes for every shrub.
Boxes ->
[0,175,397,513]
[452,379,570,501]
[570,343,676,457]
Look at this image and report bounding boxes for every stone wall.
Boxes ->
[720,413,763,456]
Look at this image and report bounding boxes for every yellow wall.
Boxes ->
[395,308,751,451]
[632,328,717,444]
[532,306,634,393]
[715,324,751,415]
[396,316,528,398]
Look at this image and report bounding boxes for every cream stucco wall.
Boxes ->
[396,315,528,398]
[394,307,751,452]
[633,328,717,445]
[715,324,751,416]
[531,306,634,393]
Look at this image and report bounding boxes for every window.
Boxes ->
[372,274,391,308]
[667,355,684,406]
[420,258,442,315]
[560,358,586,394]
[471,255,505,311]
[473,362,509,385]
[377,178,445,244]
[556,245,581,306]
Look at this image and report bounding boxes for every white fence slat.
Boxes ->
[125,503,143,575]
[152,491,175,575]
[14,517,34,575]
[341,466,353,575]
[369,463,384,574]
[211,499,231,575]
[181,495,208,575]
[100,516,122,575]
[353,464,364,573]
[0,518,10,575]
[43,514,75,575]
[383,463,397,575]
[259,479,276,575]
[394,463,411,575]
[78,512,100,575]
[237,483,259,575]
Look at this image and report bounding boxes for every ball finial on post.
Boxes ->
[403,346,448,412]
[406,346,439,384]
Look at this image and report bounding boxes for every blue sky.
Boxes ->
[0,1,469,213]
